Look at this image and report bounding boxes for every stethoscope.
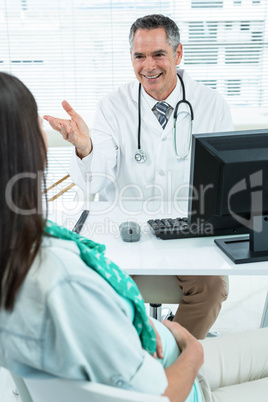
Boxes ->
[134,73,194,163]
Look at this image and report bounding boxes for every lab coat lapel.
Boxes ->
[162,112,174,139]
[141,98,164,134]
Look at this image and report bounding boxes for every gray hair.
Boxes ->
[129,14,180,54]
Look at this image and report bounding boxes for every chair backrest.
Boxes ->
[12,375,169,402]
[12,374,33,402]
[260,290,268,328]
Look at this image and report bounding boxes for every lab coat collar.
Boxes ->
[177,69,197,107]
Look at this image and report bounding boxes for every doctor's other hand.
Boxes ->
[43,101,92,159]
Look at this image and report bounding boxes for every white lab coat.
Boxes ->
[70,70,234,203]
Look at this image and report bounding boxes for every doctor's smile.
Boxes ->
[142,73,163,80]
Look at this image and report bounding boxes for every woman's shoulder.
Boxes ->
[28,236,100,295]
[37,236,82,272]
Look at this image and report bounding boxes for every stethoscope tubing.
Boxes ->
[135,72,194,162]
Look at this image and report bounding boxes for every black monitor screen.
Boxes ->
[188,129,268,235]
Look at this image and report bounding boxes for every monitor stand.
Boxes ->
[215,215,268,264]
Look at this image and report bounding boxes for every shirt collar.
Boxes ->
[141,76,182,110]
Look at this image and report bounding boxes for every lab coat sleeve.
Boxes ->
[216,95,234,132]
[69,149,93,192]
[43,262,167,395]
[69,98,119,194]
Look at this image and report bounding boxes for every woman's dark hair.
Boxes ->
[0,72,47,311]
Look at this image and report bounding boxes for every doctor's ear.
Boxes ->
[175,43,183,65]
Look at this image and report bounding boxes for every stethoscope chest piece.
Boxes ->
[134,149,147,163]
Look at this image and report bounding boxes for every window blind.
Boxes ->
[1,0,267,115]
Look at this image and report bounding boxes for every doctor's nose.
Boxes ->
[143,56,156,72]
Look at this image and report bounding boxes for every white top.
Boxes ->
[70,70,234,202]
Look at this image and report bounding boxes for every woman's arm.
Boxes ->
[162,320,204,402]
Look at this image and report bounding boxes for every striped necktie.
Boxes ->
[154,101,170,129]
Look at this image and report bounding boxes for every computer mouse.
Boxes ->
[119,221,141,242]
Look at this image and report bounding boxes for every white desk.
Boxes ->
[47,200,268,276]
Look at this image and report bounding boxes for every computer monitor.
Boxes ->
[188,128,268,264]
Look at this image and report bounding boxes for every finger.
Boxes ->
[155,330,163,359]
[149,318,163,359]
[43,116,66,132]
[161,319,180,337]
[161,319,172,328]
[43,115,62,124]
[60,122,70,141]
[46,118,61,132]
[44,116,70,126]
[62,100,81,121]
[162,319,185,332]
[43,115,56,121]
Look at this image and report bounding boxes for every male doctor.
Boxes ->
[44,14,232,339]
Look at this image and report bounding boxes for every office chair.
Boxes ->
[133,276,182,320]
[11,374,169,402]
[133,275,229,323]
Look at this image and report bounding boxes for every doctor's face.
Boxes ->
[130,28,182,101]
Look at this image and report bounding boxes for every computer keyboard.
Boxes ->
[147,217,200,240]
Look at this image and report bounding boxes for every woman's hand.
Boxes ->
[162,319,203,365]
[44,101,91,159]
[161,320,204,402]
[149,318,164,360]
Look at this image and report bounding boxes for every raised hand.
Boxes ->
[44,100,92,159]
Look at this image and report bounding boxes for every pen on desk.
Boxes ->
[72,210,90,234]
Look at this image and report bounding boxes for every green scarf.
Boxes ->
[44,220,157,354]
